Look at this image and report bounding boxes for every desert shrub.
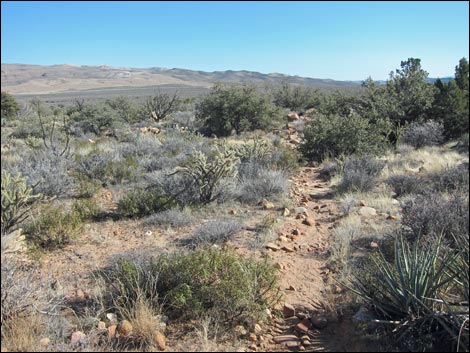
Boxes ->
[75,149,139,186]
[237,164,288,203]
[103,248,281,326]
[271,82,317,112]
[319,159,341,180]
[196,83,283,136]
[267,143,301,172]
[386,174,430,197]
[188,219,243,248]
[170,110,198,130]
[401,192,469,241]
[172,146,240,204]
[1,91,20,124]
[143,207,194,228]
[24,204,82,249]
[338,155,385,193]
[150,171,200,208]
[71,198,100,222]
[401,120,444,149]
[299,113,390,161]
[12,149,75,198]
[117,187,176,218]
[458,132,469,153]
[429,163,469,193]
[70,102,122,136]
[1,172,41,236]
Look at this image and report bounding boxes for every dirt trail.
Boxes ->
[259,166,374,352]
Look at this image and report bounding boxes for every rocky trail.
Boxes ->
[253,166,374,352]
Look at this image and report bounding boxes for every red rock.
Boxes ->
[283,304,295,318]
[303,217,315,226]
[71,331,86,345]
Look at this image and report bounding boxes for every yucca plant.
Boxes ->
[350,234,457,320]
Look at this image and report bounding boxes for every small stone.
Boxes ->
[287,285,296,291]
[294,207,308,215]
[234,325,248,336]
[286,340,301,349]
[292,229,300,236]
[75,289,85,300]
[117,320,133,336]
[278,235,289,242]
[283,304,295,318]
[273,335,299,344]
[145,230,153,236]
[313,205,320,210]
[254,323,262,334]
[370,241,379,248]
[282,208,290,217]
[248,333,257,342]
[311,316,328,329]
[296,312,307,320]
[274,262,284,270]
[260,199,275,209]
[153,331,166,351]
[106,313,118,326]
[303,217,315,226]
[387,214,397,220]
[358,206,377,217]
[265,308,272,318]
[296,214,306,220]
[107,325,117,337]
[288,112,300,120]
[71,331,86,345]
[265,243,280,251]
[299,345,306,351]
[294,319,311,334]
[229,209,237,215]
[97,321,106,330]
[359,200,368,207]
[248,344,257,351]
[281,246,295,253]
[39,337,50,346]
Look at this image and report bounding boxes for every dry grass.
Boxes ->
[339,190,400,216]
[382,144,466,178]
[2,314,46,352]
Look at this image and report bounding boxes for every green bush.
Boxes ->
[1,172,41,236]
[195,84,283,137]
[25,204,82,249]
[299,113,390,161]
[117,187,176,218]
[71,198,100,221]
[338,155,385,193]
[103,248,281,326]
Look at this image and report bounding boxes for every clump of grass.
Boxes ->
[187,219,243,249]
[143,207,195,228]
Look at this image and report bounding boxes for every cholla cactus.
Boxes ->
[175,146,240,204]
[1,172,41,236]
[235,136,271,162]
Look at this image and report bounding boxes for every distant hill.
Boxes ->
[1,63,360,98]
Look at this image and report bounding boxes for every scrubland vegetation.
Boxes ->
[1,57,468,352]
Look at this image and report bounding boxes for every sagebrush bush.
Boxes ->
[338,155,385,193]
[24,204,82,250]
[386,174,430,197]
[401,192,469,241]
[143,207,194,228]
[102,248,281,326]
[188,219,243,248]
[117,187,176,218]
[429,163,469,193]
[299,113,389,161]
[237,163,288,203]
[12,149,75,198]
[401,120,444,149]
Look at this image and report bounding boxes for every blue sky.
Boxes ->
[1,1,469,80]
